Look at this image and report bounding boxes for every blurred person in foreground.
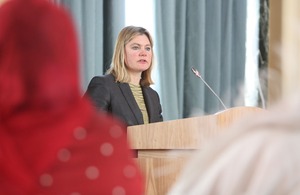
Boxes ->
[0,0,144,194]
[85,26,163,127]
[168,93,300,195]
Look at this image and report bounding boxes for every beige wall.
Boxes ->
[269,0,300,106]
[281,0,300,97]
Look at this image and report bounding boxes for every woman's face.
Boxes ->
[124,34,152,74]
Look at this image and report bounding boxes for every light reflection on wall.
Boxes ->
[245,0,262,107]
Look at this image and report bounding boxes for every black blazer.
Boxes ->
[85,74,163,126]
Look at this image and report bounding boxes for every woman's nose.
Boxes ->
[139,49,147,56]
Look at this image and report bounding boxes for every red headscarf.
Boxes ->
[0,0,144,194]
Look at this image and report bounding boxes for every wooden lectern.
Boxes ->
[127,106,265,195]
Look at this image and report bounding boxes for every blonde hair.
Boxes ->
[168,94,300,195]
[107,26,154,87]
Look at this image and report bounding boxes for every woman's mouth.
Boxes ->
[138,59,147,63]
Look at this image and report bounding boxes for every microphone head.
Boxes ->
[191,67,200,78]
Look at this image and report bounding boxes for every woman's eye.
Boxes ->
[145,47,151,51]
[132,46,139,50]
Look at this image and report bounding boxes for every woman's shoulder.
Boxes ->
[143,85,159,95]
[90,74,116,84]
[92,73,114,80]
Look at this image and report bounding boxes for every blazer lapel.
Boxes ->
[142,87,154,123]
[118,83,144,124]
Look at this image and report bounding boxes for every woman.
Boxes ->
[0,0,144,194]
[85,26,163,126]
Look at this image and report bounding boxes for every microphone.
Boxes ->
[191,67,227,110]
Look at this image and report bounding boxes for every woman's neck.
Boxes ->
[129,73,141,85]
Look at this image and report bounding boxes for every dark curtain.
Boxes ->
[53,0,125,92]
[258,0,269,106]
